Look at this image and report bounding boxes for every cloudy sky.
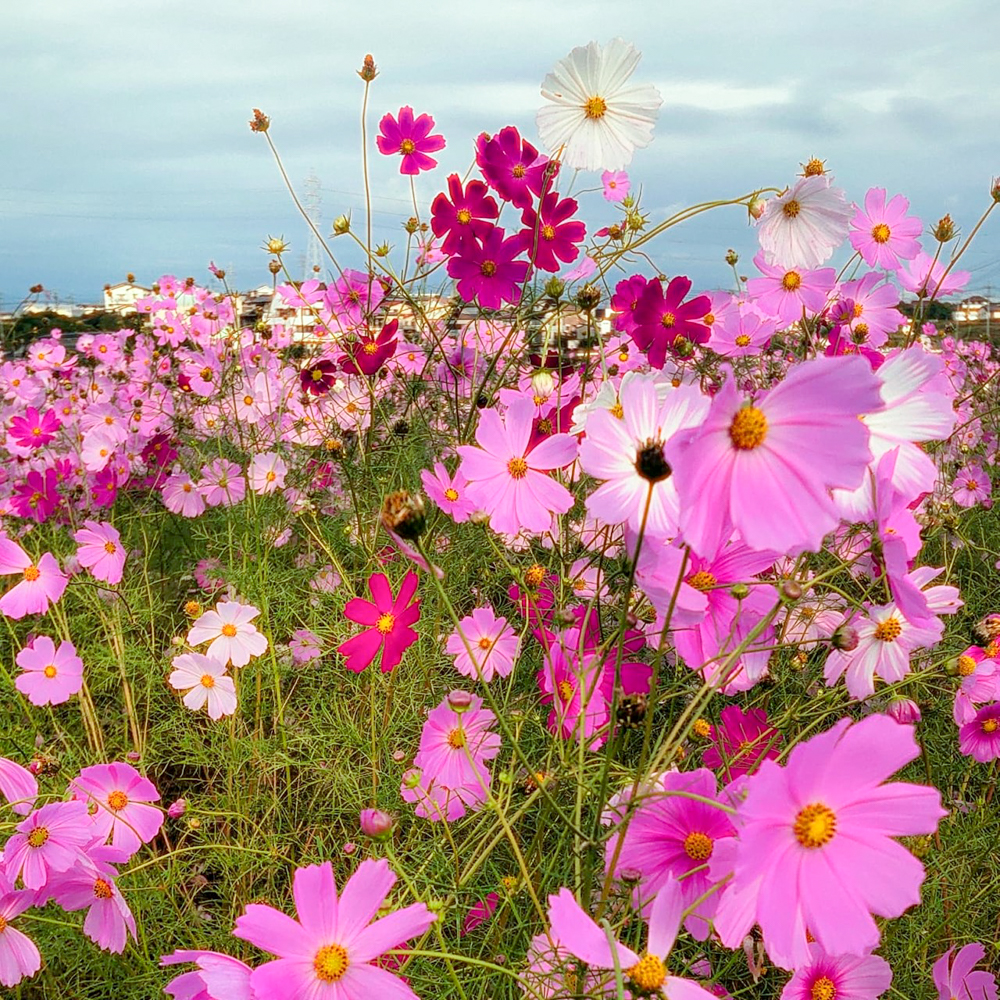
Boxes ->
[3,0,999,308]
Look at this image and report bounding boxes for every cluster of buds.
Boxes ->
[248,108,270,133]
[992,177,1000,203]
[933,213,957,242]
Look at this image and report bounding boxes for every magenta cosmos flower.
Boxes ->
[73,520,126,585]
[0,758,37,816]
[673,355,883,556]
[233,859,436,1000]
[849,187,922,270]
[376,106,445,174]
[69,762,164,859]
[187,600,268,667]
[431,173,498,255]
[4,800,93,889]
[703,705,782,780]
[447,226,531,310]
[445,606,520,682]
[168,652,238,720]
[780,944,892,1000]
[414,690,500,795]
[338,570,419,673]
[959,703,1000,762]
[519,190,586,273]
[15,635,83,706]
[457,398,577,536]
[8,406,60,450]
[479,125,553,209]
[716,714,945,970]
[0,536,68,620]
[631,276,713,367]
[339,319,399,376]
[0,891,41,987]
[933,942,998,1000]
[161,950,254,1000]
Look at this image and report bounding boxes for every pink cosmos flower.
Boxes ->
[849,187,923,270]
[746,254,837,327]
[431,174,499,255]
[446,607,520,682]
[15,635,84,706]
[780,945,892,1000]
[933,942,998,1000]
[520,190,586,273]
[187,601,268,667]
[447,226,531,310]
[69,762,164,859]
[161,950,254,1000]
[8,406,60,450]
[631,275,713,367]
[837,272,905,349]
[479,125,553,209]
[898,251,970,298]
[168,652,238,720]
[674,356,881,556]
[161,471,207,517]
[11,468,61,523]
[4,800,93,889]
[289,628,323,665]
[0,891,42,987]
[73,520,126,585]
[953,465,991,507]
[959,703,1000,762]
[953,647,999,725]
[601,169,630,202]
[420,462,478,522]
[376,106,446,174]
[199,459,246,507]
[248,452,288,495]
[457,399,576,536]
[703,705,782,780]
[0,758,37,816]
[0,537,68,620]
[716,714,945,969]
[461,894,498,936]
[756,175,851,269]
[709,303,776,356]
[233,859,437,1000]
[338,571,420,673]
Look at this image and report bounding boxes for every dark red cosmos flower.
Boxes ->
[376,106,446,175]
[339,319,399,376]
[480,126,557,209]
[631,276,712,368]
[611,275,650,335]
[447,226,530,310]
[519,191,586,273]
[431,174,499,256]
[300,358,338,396]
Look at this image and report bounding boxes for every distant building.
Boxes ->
[103,281,152,315]
[954,295,1000,324]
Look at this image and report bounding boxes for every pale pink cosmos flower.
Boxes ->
[73,520,126,585]
[233,859,436,1000]
[0,758,37,816]
[952,465,991,507]
[898,251,970,298]
[446,607,520,681]
[420,462,478,522]
[601,169,630,202]
[187,600,268,667]
[248,451,288,494]
[756,174,852,269]
[0,536,68,620]
[414,691,500,797]
[161,471,207,518]
[69,762,163,860]
[168,652,238,720]
[849,187,923,270]
[15,635,84,706]
[457,398,577,536]
[933,942,998,1000]
[199,458,246,507]
[745,254,837,327]
[4,800,93,889]
[780,944,892,1000]
[161,950,255,1000]
[0,891,42,987]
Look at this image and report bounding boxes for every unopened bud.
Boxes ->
[125,750,141,763]
[29,283,44,294]
[729,583,749,600]
[249,108,270,133]
[332,213,351,235]
[885,699,922,725]
[375,242,391,257]
[801,157,827,177]
[380,489,426,541]
[342,842,357,856]
[780,580,802,601]
[619,867,643,885]
[831,624,859,652]
[167,798,187,819]
[576,284,601,311]
[358,54,378,82]
[748,197,767,220]
[544,276,565,300]
[403,768,422,789]
[673,336,694,358]
[448,690,473,713]
[992,177,1000,204]
[933,214,957,242]
[530,369,556,400]
[359,808,396,840]
[268,260,282,275]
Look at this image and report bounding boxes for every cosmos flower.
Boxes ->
[73,520,126,585]
[703,705,783,780]
[519,190,586,273]
[959,703,1000,762]
[337,571,420,673]
[849,187,923,270]
[536,38,663,171]
[601,169,630,202]
[187,601,268,667]
[69,762,164,859]
[479,125,555,209]
[3,800,93,890]
[376,106,446,174]
[756,175,852,269]
[780,945,892,1000]
[631,276,713,366]
[446,607,520,682]
[446,226,531,310]
[431,174,499,255]
[0,537,68,620]
[0,758,37,816]
[15,635,84,706]
[933,942,999,1000]
[0,892,42,988]
[161,950,255,1000]
[168,652,238,720]
[420,462,478,522]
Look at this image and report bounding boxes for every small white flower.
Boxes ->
[536,38,662,172]
[756,175,852,269]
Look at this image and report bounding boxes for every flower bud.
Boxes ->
[358,54,378,82]
[530,369,556,400]
[729,583,749,600]
[673,336,694,358]
[576,284,601,311]
[831,624,859,652]
[125,750,141,763]
[380,490,426,541]
[933,214,957,242]
[544,276,565,300]
[167,798,187,819]
[448,689,474,714]
[780,580,802,601]
[249,108,270,133]
[342,842,357,856]
[268,260,282,275]
[403,768,422,790]
[360,808,396,840]
[885,699,922,725]
[992,177,1000,204]
[332,213,351,235]
[801,157,827,177]
[748,197,767,220]
[619,867,643,885]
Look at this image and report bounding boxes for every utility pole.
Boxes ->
[302,171,323,282]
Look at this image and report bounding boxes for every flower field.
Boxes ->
[1,38,1000,999]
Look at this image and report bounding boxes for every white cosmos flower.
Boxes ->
[536,38,662,172]
[756,175,852,269]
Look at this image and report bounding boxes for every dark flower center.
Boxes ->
[634,439,671,483]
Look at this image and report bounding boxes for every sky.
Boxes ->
[2,0,999,309]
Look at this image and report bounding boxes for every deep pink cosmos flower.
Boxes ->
[69,762,164,859]
[0,891,42,987]
[0,537,68,620]
[187,601,268,667]
[15,635,83,706]
[431,174,499,255]
[461,894,499,936]
[73,520,126,585]
[933,942,998,1000]
[338,571,420,673]
[959,703,1000,762]
[611,275,650,335]
[746,254,837,327]
[340,319,399,376]
[780,944,892,1000]
[703,705,782,780]
[11,468,61,523]
[300,357,339,396]
[376,106,446,174]
[716,714,945,969]
[520,190,586,273]
[420,462,478,522]
[161,950,254,1000]
[233,859,436,1000]
[447,226,531,310]
[849,187,923,270]
[673,356,883,556]
[8,406,60,450]
[631,276,712,367]
[4,800,93,889]
[446,607,520,682]
[457,398,576,536]
[479,125,554,209]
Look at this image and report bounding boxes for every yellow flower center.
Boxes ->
[27,827,50,848]
[687,570,717,592]
[93,878,114,900]
[983,718,999,734]
[447,727,466,749]
[200,367,213,381]
[107,790,129,811]
[660,312,676,329]
[266,471,276,482]
[557,679,575,702]
[104,541,117,554]
[313,943,350,983]
[23,565,40,582]
[221,623,238,637]
[541,224,555,241]
[444,487,460,502]
[693,718,712,738]
[399,139,416,155]
[478,636,493,650]
[870,223,891,244]
[811,976,837,1000]
[584,95,608,119]
[244,395,254,406]
[735,334,751,347]
[958,655,977,676]
[512,163,526,179]
[456,209,472,225]
[782,270,802,291]
[43,665,57,679]
[525,564,546,589]
[782,199,802,218]
[507,457,529,479]
[609,402,624,419]
[794,802,837,849]
[200,674,216,689]
[729,406,768,450]
[628,953,666,992]
[376,612,396,634]
[873,618,902,643]
[0,916,6,933]
[683,831,714,861]
[480,260,497,277]
[362,342,379,355]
